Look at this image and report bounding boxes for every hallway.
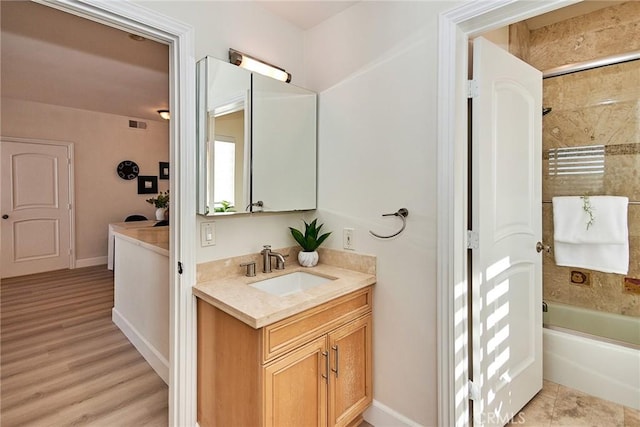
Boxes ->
[0,266,167,426]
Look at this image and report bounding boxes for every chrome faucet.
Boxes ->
[260,245,286,273]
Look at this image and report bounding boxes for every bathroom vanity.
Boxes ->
[194,249,375,427]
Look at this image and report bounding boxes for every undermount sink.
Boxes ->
[249,271,336,297]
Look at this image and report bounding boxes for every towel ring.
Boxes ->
[369,208,409,239]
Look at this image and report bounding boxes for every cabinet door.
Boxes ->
[263,335,328,427]
[328,314,373,427]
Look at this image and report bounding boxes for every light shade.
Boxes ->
[229,48,291,83]
[157,109,170,120]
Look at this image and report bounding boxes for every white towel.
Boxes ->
[552,196,628,244]
[552,196,629,275]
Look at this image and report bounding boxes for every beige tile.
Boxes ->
[625,406,640,427]
[551,385,624,426]
[538,380,560,401]
[510,394,554,427]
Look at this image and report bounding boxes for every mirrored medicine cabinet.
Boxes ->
[196,56,317,216]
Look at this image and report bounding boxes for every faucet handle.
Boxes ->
[261,245,271,252]
[275,254,288,270]
[240,261,256,277]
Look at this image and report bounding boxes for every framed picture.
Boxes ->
[137,175,158,194]
[159,162,169,180]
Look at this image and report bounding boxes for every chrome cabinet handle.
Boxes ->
[331,345,339,377]
[322,350,329,381]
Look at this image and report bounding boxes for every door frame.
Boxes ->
[32,0,197,425]
[0,136,76,273]
[436,1,578,425]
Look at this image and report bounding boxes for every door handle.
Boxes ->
[2,215,8,219]
[322,350,329,381]
[331,345,339,377]
[536,242,550,253]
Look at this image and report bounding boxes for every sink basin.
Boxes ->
[249,271,335,297]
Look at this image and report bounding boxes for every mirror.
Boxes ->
[196,56,317,216]
[196,57,251,215]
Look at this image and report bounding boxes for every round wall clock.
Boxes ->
[117,160,139,180]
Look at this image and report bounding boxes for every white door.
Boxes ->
[1,138,73,278]
[470,37,542,426]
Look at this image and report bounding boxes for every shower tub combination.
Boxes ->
[540,48,640,412]
[543,301,640,410]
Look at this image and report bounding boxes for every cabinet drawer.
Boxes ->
[262,286,372,363]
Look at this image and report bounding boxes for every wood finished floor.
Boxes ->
[1,265,168,426]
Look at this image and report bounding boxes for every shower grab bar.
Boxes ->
[542,200,640,205]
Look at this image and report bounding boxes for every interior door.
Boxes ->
[470,37,542,426]
[1,139,73,278]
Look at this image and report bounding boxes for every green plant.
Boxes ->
[146,190,169,209]
[214,200,235,212]
[289,219,331,252]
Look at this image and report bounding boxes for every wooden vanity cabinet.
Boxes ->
[197,286,373,427]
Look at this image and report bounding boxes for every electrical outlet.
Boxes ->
[343,228,354,250]
[201,221,215,247]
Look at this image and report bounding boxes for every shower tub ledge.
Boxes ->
[543,327,640,410]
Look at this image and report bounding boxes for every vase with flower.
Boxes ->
[146,191,169,221]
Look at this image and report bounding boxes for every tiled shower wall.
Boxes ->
[510,2,640,317]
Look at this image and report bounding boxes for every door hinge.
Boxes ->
[178,262,183,275]
[468,379,480,401]
[467,79,478,98]
[467,230,479,250]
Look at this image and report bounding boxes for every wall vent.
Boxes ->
[129,120,147,129]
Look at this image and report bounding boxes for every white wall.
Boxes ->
[305,2,453,425]
[1,98,169,262]
[136,1,308,87]
[137,1,456,425]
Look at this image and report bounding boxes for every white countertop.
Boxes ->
[193,263,375,329]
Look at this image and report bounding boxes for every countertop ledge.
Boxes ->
[193,263,376,329]
[114,227,169,257]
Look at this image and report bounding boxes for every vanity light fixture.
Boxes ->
[157,109,170,120]
[229,48,291,83]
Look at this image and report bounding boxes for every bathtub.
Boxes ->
[543,301,640,410]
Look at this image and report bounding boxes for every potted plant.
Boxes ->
[214,200,235,213]
[289,219,331,267]
[146,190,169,220]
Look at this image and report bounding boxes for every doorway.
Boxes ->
[436,1,576,426]
[2,0,195,425]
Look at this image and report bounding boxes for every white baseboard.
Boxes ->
[112,308,169,385]
[363,400,423,427]
[75,256,107,268]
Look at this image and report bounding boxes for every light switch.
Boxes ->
[201,221,215,247]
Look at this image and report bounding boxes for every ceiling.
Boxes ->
[0,1,622,122]
[256,1,358,30]
[1,1,169,122]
